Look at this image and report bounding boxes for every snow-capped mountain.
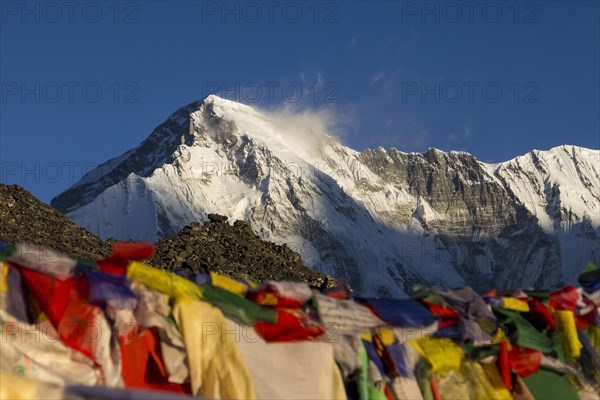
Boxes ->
[52,95,600,296]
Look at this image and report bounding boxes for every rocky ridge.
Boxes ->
[0,184,333,287]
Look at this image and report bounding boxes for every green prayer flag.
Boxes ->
[464,341,500,361]
[581,261,598,274]
[579,261,600,285]
[495,308,556,353]
[367,385,387,400]
[357,341,370,400]
[414,358,434,400]
[0,242,15,262]
[523,289,551,300]
[200,284,277,325]
[523,369,579,400]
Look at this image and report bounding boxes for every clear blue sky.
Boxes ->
[1,1,599,203]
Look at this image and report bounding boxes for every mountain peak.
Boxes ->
[200,94,262,120]
[52,99,600,296]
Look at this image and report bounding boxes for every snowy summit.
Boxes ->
[52,96,600,296]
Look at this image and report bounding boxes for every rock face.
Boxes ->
[150,215,336,288]
[0,184,333,287]
[52,95,600,296]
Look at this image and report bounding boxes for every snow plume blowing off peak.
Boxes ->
[202,94,347,159]
[53,95,600,297]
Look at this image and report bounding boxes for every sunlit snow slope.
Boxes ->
[52,95,600,296]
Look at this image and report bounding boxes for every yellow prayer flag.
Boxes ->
[482,363,513,400]
[0,262,8,293]
[210,271,248,296]
[501,297,530,312]
[554,310,582,358]
[411,337,464,375]
[589,326,600,354]
[491,329,512,351]
[378,328,397,346]
[0,371,41,399]
[360,332,373,342]
[127,261,202,300]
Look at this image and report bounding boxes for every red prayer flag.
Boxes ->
[111,241,155,260]
[527,299,556,332]
[423,302,460,318]
[98,258,130,276]
[497,341,513,390]
[430,376,442,400]
[19,267,99,361]
[508,345,542,378]
[255,310,324,342]
[549,286,579,311]
[119,328,191,393]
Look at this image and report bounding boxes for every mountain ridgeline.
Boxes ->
[52,95,600,296]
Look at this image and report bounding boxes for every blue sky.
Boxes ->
[1,1,599,203]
